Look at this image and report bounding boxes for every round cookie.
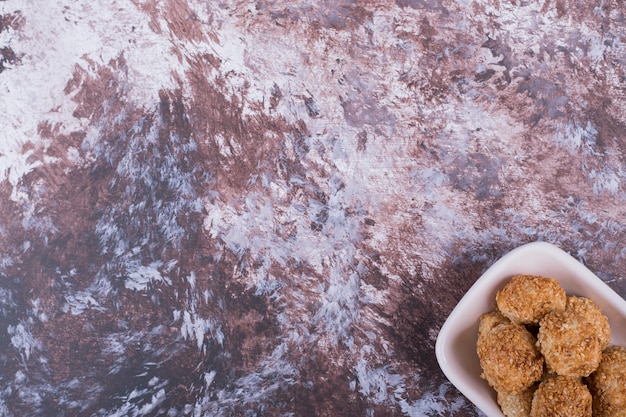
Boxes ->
[477,322,543,394]
[537,296,609,377]
[537,307,603,377]
[587,345,626,417]
[497,385,535,417]
[496,274,566,325]
[530,375,592,417]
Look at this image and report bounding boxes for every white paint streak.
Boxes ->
[0,0,184,190]
[8,322,40,360]
[125,262,172,291]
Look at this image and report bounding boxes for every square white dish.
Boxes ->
[435,241,626,417]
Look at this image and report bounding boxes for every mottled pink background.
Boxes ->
[1,1,626,416]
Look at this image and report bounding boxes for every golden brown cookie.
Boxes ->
[477,322,544,394]
[587,346,626,417]
[529,375,592,417]
[496,275,566,325]
[537,297,608,377]
[497,385,535,417]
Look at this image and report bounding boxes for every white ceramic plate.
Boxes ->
[435,241,626,417]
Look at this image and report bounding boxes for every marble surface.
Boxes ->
[1,0,626,415]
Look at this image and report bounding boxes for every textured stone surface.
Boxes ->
[1,1,626,415]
